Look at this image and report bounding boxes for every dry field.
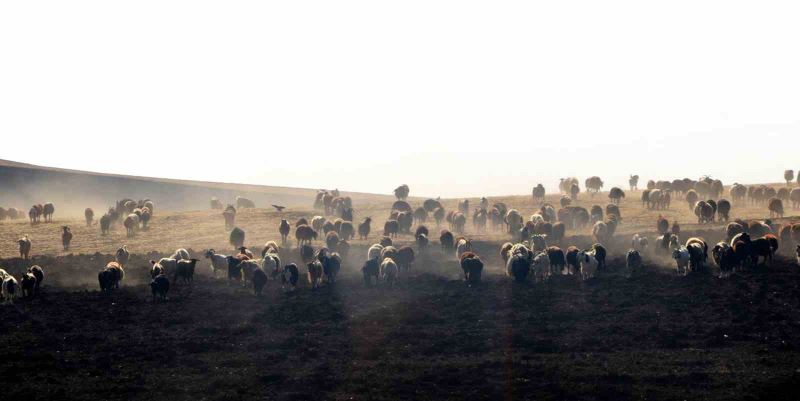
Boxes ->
[2,182,800,401]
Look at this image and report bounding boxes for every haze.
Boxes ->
[1,1,798,198]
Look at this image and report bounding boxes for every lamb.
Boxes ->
[2,276,19,303]
[43,202,55,222]
[768,198,784,218]
[380,258,399,287]
[115,245,130,267]
[150,274,170,301]
[578,250,598,280]
[28,265,43,293]
[608,187,625,204]
[98,261,125,291]
[672,247,690,276]
[531,252,551,282]
[362,258,381,286]
[626,249,642,276]
[631,234,648,252]
[440,230,455,252]
[60,226,73,251]
[175,259,198,284]
[100,214,111,235]
[124,213,140,237]
[460,253,484,285]
[18,235,31,259]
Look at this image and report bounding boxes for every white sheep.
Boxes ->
[0,269,8,280]
[631,234,648,252]
[171,248,190,260]
[261,253,281,278]
[154,257,178,277]
[672,246,690,276]
[531,251,551,282]
[2,276,19,304]
[367,244,384,261]
[311,216,326,232]
[529,214,545,224]
[455,238,472,258]
[204,249,228,277]
[578,250,598,281]
[380,258,398,287]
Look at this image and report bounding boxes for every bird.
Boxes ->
[272,205,286,212]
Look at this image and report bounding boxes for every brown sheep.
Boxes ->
[396,246,415,272]
[358,217,371,240]
[384,220,400,238]
[279,219,291,243]
[295,225,318,246]
[608,187,625,204]
[61,226,73,251]
[768,198,784,218]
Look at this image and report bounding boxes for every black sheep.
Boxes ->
[150,274,170,301]
[362,258,380,286]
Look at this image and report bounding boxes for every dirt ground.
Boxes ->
[1,237,799,401]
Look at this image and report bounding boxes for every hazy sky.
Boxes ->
[1,1,798,198]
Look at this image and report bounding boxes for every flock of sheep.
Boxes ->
[2,171,800,303]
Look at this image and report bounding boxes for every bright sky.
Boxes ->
[1,1,798,198]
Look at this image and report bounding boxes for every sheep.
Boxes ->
[452,212,466,233]
[777,187,791,202]
[150,261,165,278]
[796,245,800,266]
[175,259,198,284]
[29,205,41,224]
[98,261,125,291]
[20,273,36,298]
[28,265,43,293]
[300,244,316,264]
[532,184,546,203]
[560,196,571,208]
[100,214,111,235]
[551,222,565,244]
[280,263,300,292]
[499,242,513,264]
[440,230,455,252]
[460,254,484,285]
[608,187,625,204]
[539,204,557,223]
[114,245,130,268]
[151,257,178,278]
[530,213,545,225]
[2,276,19,303]
[606,204,621,222]
[530,234,547,252]
[672,247,690,276]
[531,252,551,282]
[629,175,639,191]
[686,190,699,209]
[578,250,598,280]
[82,207,94,226]
[223,209,236,230]
[140,208,151,229]
[565,246,580,275]
[295,225,317,246]
[43,202,55,222]
[631,234,648,252]
[712,242,736,278]
[570,183,580,200]
[391,200,412,213]
[60,226,73,251]
[505,209,523,234]
[416,233,429,250]
[506,248,531,282]
[366,244,384,262]
[433,207,445,227]
[150,274,170,301]
[326,231,341,251]
[768,198,784,218]
[749,221,772,238]
[380,258,399,287]
[641,190,651,207]
[790,188,800,209]
[455,237,472,259]
[210,197,223,210]
[592,221,609,244]
[124,213,140,237]
[396,246,415,272]
[238,259,261,287]
[236,196,256,209]
[170,248,190,260]
[694,201,714,223]
[380,236,393,247]
[751,234,779,266]
[716,199,731,222]
[393,184,410,200]
[585,176,604,195]
[261,252,281,279]
[626,249,642,277]
[590,243,607,270]
[357,217,372,240]
[686,243,706,272]
[362,258,381,286]
[384,220,399,238]
[18,235,31,259]
[317,249,341,283]
[249,268,268,296]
